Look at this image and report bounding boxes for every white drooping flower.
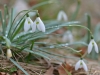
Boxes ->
[75,59,88,71]
[24,17,33,32]
[7,49,12,59]
[62,30,74,43]
[57,10,68,21]
[31,17,45,32]
[88,39,99,54]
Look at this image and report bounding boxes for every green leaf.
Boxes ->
[70,0,81,21]
[94,23,100,42]
[3,36,11,48]
[30,1,53,10]
[11,19,25,41]
[6,8,13,38]
[0,11,4,35]
[86,13,91,43]
[3,5,9,35]
[10,58,29,75]
[10,67,17,72]
[24,49,51,60]
[13,21,80,42]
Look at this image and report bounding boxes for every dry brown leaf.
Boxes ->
[75,47,87,57]
[0,72,9,75]
[44,66,54,75]
[57,62,73,75]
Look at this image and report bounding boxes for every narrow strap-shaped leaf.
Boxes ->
[0,11,4,35]
[94,23,100,41]
[70,0,81,21]
[3,5,9,35]
[3,36,11,48]
[10,58,29,75]
[10,19,25,41]
[86,13,91,43]
[24,49,51,60]
[7,8,13,38]
[13,21,80,41]
[30,1,53,10]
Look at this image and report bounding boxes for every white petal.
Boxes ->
[75,60,81,70]
[27,17,33,24]
[93,41,99,53]
[81,60,88,71]
[24,19,30,32]
[67,31,74,43]
[62,30,74,43]
[87,40,93,54]
[31,21,36,32]
[69,34,74,43]
[36,17,45,32]
[37,24,41,31]
[38,23,45,32]
[24,17,33,32]
[57,10,68,21]
[7,49,12,59]
[62,34,68,42]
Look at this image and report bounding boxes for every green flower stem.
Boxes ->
[81,51,87,58]
[68,25,93,58]
[68,25,93,37]
[25,41,34,61]
[29,41,34,55]
[86,13,91,44]
[46,24,93,58]
[66,46,82,56]
[82,14,92,58]
[70,0,81,21]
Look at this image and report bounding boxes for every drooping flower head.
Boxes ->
[7,49,12,59]
[31,13,45,32]
[62,30,74,43]
[87,38,99,54]
[24,15,33,32]
[57,10,68,21]
[75,58,88,71]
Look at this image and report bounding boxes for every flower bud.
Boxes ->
[7,49,12,59]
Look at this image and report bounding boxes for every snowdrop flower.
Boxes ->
[75,59,88,71]
[7,49,12,59]
[62,30,74,43]
[24,17,33,32]
[31,17,45,32]
[88,39,99,54]
[57,10,68,21]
